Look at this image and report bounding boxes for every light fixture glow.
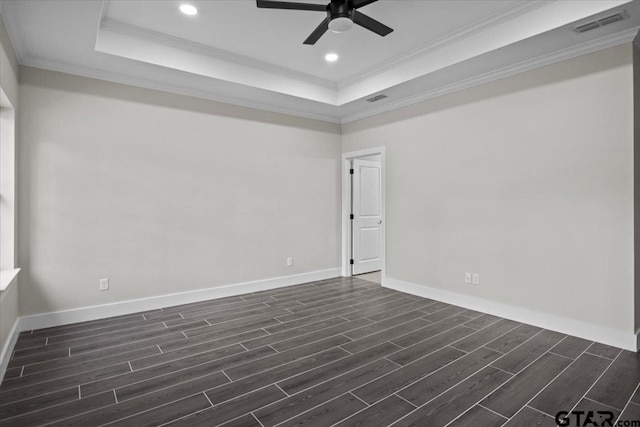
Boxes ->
[179,4,198,15]
[328,17,353,33]
[325,53,339,62]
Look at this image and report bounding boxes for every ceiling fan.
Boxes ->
[256,0,393,45]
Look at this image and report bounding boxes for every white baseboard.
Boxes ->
[383,276,639,352]
[19,268,340,332]
[0,318,20,384]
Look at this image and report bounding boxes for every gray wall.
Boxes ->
[18,67,341,315]
[343,44,635,334]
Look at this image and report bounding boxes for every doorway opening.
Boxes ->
[341,147,385,283]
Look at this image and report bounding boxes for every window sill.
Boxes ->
[0,268,20,292]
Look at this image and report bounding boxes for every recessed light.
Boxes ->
[179,4,198,16]
[325,53,339,62]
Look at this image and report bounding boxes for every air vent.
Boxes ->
[573,10,628,34]
[574,22,600,33]
[598,14,624,26]
[366,94,388,103]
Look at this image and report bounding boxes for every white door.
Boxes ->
[352,159,382,275]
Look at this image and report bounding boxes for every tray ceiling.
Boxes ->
[2,0,638,123]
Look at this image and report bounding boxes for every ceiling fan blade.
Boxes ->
[303,17,330,45]
[352,0,378,9]
[256,0,327,12]
[353,10,393,37]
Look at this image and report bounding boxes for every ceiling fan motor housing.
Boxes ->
[327,0,354,18]
[255,0,392,44]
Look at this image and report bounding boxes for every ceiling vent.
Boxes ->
[573,10,628,34]
[366,94,388,103]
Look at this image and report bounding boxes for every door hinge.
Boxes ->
[350,214,354,220]
[350,259,354,265]
[350,168,354,174]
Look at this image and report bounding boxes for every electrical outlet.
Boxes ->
[99,278,109,291]
[472,274,480,285]
[286,257,293,267]
[465,272,472,283]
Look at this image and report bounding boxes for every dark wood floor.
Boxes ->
[1,277,639,427]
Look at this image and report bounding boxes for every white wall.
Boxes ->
[0,11,18,271]
[0,10,17,106]
[343,44,635,335]
[0,279,17,365]
[0,10,19,369]
[18,67,341,316]
[634,40,640,334]
[1,91,16,271]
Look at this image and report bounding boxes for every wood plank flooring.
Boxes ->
[1,276,638,427]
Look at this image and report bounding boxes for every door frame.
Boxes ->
[341,147,386,281]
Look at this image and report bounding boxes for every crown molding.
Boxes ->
[99,0,109,22]
[16,24,638,127]
[99,16,337,91]
[6,0,637,126]
[337,1,553,89]
[341,26,638,124]
[0,0,26,65]
[19,56,342,124]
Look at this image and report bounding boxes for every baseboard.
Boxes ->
[19,268,340,332]
[0,318,20,384]
[383,276,639,352]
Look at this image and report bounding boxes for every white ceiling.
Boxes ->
[104,0,520,83]
[2,0,639,123]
